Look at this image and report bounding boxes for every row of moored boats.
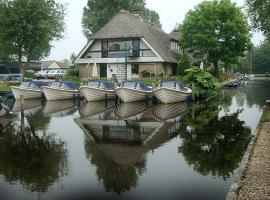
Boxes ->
[11,80,192,104]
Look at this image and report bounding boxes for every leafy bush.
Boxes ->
[177,54,190,76]
[132,76,186,87]
[24,71,35,79]
[67,68,79,77]
[185,66,220,98]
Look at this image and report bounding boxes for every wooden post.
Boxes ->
[192,83,195,101]
[155,63,157,78]
[20,95,25,133]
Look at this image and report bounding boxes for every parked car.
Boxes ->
[34,70,49,79]
[46,69,66,79]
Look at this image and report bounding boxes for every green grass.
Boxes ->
[63,75,81,84]
[0,83,12,91]
[260,108,269,122]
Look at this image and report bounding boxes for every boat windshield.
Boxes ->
[161,82,175,88]
[160,82,186,90]
[20,82,31,88]
[50,82,61,88]
[29,82,41,89]
[86,81,99,88]
[123,82,136,88]
[61,83,73,89]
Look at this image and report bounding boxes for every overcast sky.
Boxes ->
[47,0,264,61]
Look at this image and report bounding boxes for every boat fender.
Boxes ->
[187,88,192,93]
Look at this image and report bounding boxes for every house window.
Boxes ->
[102,41,108,58]
[101,39,140,58]
[131,64,139,75]
[132,40,140,57]
[170,41,180,51]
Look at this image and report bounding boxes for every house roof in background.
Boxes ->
[41,60,67,69]
[88,10,180,63]
[56,61,68,69]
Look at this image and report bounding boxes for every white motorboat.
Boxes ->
[42,81,79,101]
[0,97,10,117]
[154,81,192,103]
[11,81,45,100]
[115,81,153,103]
[80,80,115,101]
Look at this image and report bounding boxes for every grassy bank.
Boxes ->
[0,83,19,91]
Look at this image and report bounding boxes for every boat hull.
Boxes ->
[42,87,78,101]
[80,87,115,101]
[11,86,42,100]
[154,88,191,103]
[0,106,7,117]
[115,88,153,103]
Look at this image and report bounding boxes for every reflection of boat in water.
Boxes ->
[114,101,151,119]
[79,100,115,118]
[153,102,189,122]
[43,100,77,117]
[12,99,43,116]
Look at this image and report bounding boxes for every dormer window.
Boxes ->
[170,40,180,51]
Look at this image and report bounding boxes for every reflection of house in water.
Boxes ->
[75,101,188,193]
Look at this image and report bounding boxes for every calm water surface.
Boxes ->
[0,79,269,200]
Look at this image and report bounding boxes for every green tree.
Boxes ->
[70,52,77,64]
[185,66,220,98]
[180,0,251,74]
[82,0,161,38]
[252,41,270,74]
[177,53,190,75]
[0,0,65,79]
[143,8,161,27]
[246,0,270,39]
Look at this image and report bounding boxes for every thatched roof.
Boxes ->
[169,30,181,41]
[88,10,180,63]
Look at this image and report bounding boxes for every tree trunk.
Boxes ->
[18,54,25,83]
[213,61,219,75]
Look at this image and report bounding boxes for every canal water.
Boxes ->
[0,79,269,200]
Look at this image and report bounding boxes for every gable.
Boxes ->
[48,62,61,69]
[76,10,180,63]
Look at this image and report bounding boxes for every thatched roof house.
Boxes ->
[75,10,181,80]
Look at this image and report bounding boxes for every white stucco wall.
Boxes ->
[107,64,132,80]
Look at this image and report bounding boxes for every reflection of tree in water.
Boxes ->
[242,80,270,108]
[22,109,51,132]
[220,89,234,112]
[0,125,68,193]
[179,108,251,179]
[84,137,146,194]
